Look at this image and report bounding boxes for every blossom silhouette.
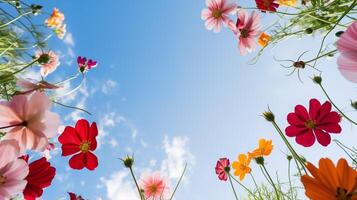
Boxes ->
[285,99,341,147]
[58,119,99,170]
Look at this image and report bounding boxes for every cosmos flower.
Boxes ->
[0,158,29,199]
[140,172,167,199]
[16,78,59,95]
[215,158,230,181]
[278,0,297,6]
[285,99,341,147]
[54,23,66,39]
[68,192,85,200]
[23,157,56,200]
[258,32,271,47]
[77,56,97,73]
[36,51,60,77]
[0,91,60,152]
[232,154,251,181]
[255,0,279,12]
[233,10,261,55]
[248,139,273,158]
[201,0,237,33]
[45,8,65,28]
[58,119,99,170]
[337,21,357,83]
[301,158,357,200]
[0,139,20,169]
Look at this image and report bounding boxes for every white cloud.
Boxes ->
[63,32,75,47]
[102,135,195,199]
[101,79,118,94]
[100,171,139,200]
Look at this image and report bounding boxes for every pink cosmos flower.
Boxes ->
[233,10,261,55]
[0,139,20,169]
[77,56,97,72]
[16,78,60,95]
[36,51,60,77]
[215,158,230,181]
[0,91,60,153]
[140,172,168,199]
[337,21,357,83]
[201,0,237,33]
[0,158,29,199]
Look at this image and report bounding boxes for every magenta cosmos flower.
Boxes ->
[215,158,230,181]
[285,99,341,147]
[77,56,97,73]
[0,158,29,199]
[140,172,168,199]
[36,51,60,77]
[0,91,60,152]
[201,0,237,33]
[337,21,357,83]
[233,9,261,55]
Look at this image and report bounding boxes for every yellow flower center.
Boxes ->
[336,187,353,200]
[0,175,6,185]
[305,120,316,129]
[212,9,222,19]
[79,141,91,153]
[149,184,158,193]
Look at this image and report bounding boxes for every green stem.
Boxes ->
[287,159,293,197]
[0,10,32,28]
[260,165,280,200]
[334,139,357,166]
[52,100,92,115]
[0,58,38,84]
[229,174,258,199]
[318,83,357,126]
[250,173,263,200]
[271,121,308,174]
[305,49,338,64]
[228,174,240,200]
[129,167,144,200]
[169,163,187,200]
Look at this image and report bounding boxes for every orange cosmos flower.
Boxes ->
[249,138,273,158]
[232,154,251,181]
[278,0,297,6]
[301,158,357,200]
[45,8,65,28]
[258,33,271,47]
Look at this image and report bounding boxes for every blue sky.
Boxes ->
[22,1,357,199]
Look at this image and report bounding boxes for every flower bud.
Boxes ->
[122,155,134,168]
[254,157,265,165]
[335,31,344,37]
[305,28,313,34]
[351,101,357,110]
[263,110,275,122]
[287,155,293,161]
[312,75,322,85]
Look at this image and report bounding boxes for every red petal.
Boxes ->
[287,113,305,126]
[68,192,77,200]
[316,101,332,122]
[309,98,321,120]
[90,139,97,151]
[285,125,309,137]
[61,144,80,156]
[85,151,98,171]
[75,119,90,141]
[89,122,98,140]
[58,126,81,145]
[295,130,315,147]
[318,123,342,133]
[314,129,331,146]
[319,112,341,124]
[69,153,86,170]
[294,105,309,121]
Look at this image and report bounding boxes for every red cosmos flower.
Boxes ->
[58,119,99,170]
[22,156,56,200]
[68,192,85,200]
[255,0,279,12]
[77,56,97,73]
[215,158,230,181]
[285,99,342,147]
